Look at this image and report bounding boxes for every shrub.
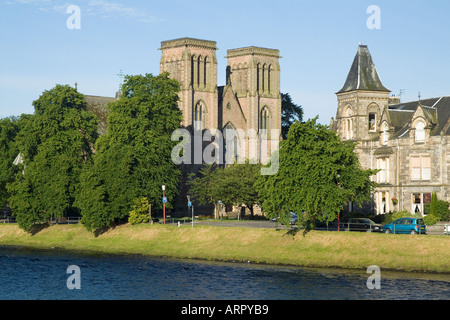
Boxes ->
[423,214,439,225]
[424,193,450,221]
[128,197,150,225]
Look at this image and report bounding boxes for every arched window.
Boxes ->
[194,101,206,131]
[262,64,266,93]
[268,64,272,93]
[203,56,208,87]
[369,113,377,132]
[198,56,204,88]
[191,55,197,87]
[415,121,425,142]
[260,107,270,134]
[344,106,353,140]
[224,122,239,164]
[346,119,353,140]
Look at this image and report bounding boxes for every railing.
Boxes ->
[1,216,16,224]
[0,217,82,224]
[168,218,275,229]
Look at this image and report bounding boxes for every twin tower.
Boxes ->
[159,37,282,164]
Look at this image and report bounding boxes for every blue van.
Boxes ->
[383,217,426,235]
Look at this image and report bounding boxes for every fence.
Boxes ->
[1,217,82,224]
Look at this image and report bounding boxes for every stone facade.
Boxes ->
[333,45,450,216]
[159,38,282,164]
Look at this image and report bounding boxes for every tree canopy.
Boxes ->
[258,118,377,230]
[0,117,20,208]
[188,162,262,218]
[75,73,183,232]
[281,93,303,140]
[7,85,98,231]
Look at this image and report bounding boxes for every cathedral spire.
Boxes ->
[337,44,390,94]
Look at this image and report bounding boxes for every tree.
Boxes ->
[257,118,377,231]
[7,85,98,231]
[188,162,262,218]
[425,192,450,221]
[128,197,150,225]
[76,73,182,232]
[217,162,262,218]
[281,93,303,140]
[0,117,19,208]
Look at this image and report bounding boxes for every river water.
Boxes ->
[0,246,448,300]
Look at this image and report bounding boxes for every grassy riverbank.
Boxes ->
[0,223,449,273]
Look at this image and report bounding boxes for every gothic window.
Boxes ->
[191,55,197,87]
[415,121,426,142]
[224,122,238,164]
[344,106,353,140]
[262,64,266,93]
[260,107,270,134]
[198,56,204,88]
[194,101,206,131]
[203,56,208,87]
[257,63,261,93]
[369,113,377,132]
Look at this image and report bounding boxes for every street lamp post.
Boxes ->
[187,195,193,228]
[337,174,340,232]
[162,184,166,225]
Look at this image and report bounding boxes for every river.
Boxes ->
[0,246,448,300]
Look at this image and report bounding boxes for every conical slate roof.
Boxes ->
[337,45,390,94]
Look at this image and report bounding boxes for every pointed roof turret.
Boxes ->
[337,45,390,94]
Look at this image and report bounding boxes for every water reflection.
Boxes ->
[0,246,448,300]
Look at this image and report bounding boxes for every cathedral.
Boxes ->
[85,37,282,215]
[159,37,282,164]
[333,44,450,216]
[86,37,282,164]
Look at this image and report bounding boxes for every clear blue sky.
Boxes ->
[1,0,449,123]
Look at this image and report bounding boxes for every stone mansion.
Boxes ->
[332,44,450,216]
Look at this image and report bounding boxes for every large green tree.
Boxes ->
[188,162,262,218]
[7,85,98,231]
[0,117,20,208]
[281,93,303,140]
[258,118,377,230]
[75,73,182,232]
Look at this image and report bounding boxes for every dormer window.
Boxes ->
[369,113,376,132]
[415,121,425,143]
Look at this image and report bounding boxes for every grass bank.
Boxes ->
[0,223,449,273]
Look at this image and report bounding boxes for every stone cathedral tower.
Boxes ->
[159,37,282,164]
[159,38,219,131]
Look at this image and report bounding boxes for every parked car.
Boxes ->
[382,218,427,235]
[341,218,383,232]
[444,224,450,235]
[289,212,298,225]
[272,212,298,225]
